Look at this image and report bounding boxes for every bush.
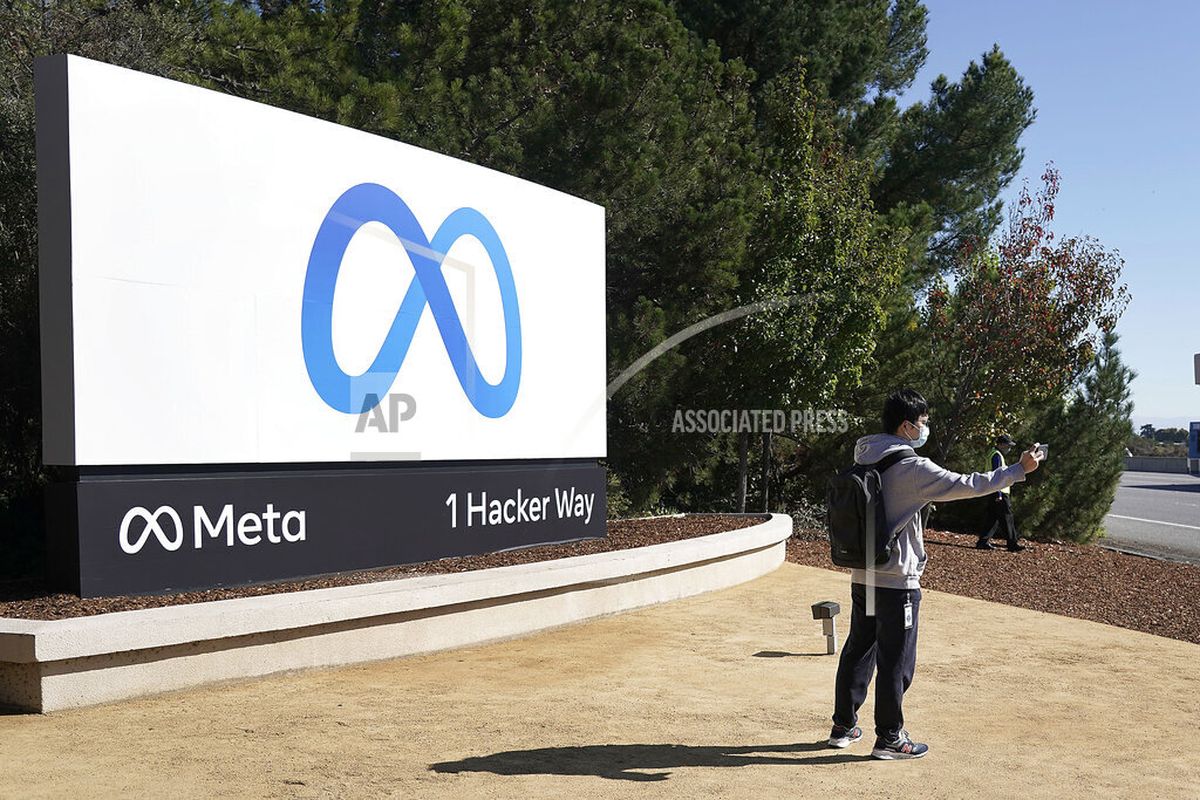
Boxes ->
[1009,331,1134,543]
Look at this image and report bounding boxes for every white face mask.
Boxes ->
[906,420,930,448]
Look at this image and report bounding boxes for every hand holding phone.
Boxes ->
[1020,443,1046,473]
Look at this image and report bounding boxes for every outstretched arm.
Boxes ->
[914,445,1045,504]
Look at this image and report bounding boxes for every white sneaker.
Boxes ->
[828,723,863,748]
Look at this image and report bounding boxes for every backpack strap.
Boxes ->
[874,447,916,473]
[867,447,918,558]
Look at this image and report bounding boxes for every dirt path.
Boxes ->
[2,563,1197,798]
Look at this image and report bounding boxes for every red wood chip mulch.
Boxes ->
[788,528,1200,645]
[0,514,768,620]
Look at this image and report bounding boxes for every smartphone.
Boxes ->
[1035,443,1049,460]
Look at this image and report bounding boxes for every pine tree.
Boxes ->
[670,1,1035,283]
[1012,330,1135,543]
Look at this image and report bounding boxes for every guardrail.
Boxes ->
[1124,456,1191,474]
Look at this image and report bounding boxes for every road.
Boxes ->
[1104,470,1200,563]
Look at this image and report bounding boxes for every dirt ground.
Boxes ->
[2,562,1197,799]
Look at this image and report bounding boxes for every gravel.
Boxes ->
[787,527,1200,645]
[0,514,768,620]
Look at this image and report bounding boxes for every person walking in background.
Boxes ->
[976,434,1026,552]
[827,390,1045,759]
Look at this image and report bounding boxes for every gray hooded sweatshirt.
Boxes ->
[850,433,1029,590]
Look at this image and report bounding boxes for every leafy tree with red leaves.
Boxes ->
[921,165,1128,465]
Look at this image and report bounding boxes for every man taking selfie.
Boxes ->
[827,389,1045,759]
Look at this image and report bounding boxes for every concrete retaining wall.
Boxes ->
[1124,456,1190,473]
[0,514,791,713]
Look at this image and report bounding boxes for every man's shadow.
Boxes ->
[430,741,873,781]
[752,650,828,658]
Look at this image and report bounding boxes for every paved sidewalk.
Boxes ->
[2,563,1197,798]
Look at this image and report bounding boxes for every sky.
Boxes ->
[898,1,1199,428]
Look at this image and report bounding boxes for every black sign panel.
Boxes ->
[47,460,606,597]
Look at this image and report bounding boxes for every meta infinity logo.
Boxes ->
[120,506,184,554]
[301,183,522,417]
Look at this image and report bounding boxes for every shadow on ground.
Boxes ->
[430,741,874,781]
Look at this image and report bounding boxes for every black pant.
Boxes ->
[832,583,921,740]
[980,493,1019,547]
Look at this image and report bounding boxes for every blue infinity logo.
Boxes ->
[301,183,521,417]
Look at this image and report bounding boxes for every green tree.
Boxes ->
[669,2,1038,513]
[729,68,905,408]
[830,41,1037,499]
[872,45,1036,282]
[624,68,907,512]
[1010,330,1135,543]
[670,0,929,100]
[1154,427,1187,444]
[671,2,1035,282]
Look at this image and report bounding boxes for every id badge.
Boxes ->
[903,600,913,630]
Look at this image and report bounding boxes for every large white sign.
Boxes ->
[36,55,606,465]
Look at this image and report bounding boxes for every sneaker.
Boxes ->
[1007,543,1026,552]
[975,539,995,550]
[871,729,928,760]
[828,723,863,748]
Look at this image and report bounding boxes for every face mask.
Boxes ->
[907,420,930,448]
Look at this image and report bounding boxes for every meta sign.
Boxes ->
[36,55,606,596]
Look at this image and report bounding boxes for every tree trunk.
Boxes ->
[736,432,749,512]
[760,432,772,513]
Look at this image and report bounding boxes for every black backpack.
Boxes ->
[825,448,915,569]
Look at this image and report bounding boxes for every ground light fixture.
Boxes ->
[811,600,841,654]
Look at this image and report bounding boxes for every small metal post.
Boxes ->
[822,618,837,654]
[811,601,841,655]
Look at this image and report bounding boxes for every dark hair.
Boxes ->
[882,388,928,435]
